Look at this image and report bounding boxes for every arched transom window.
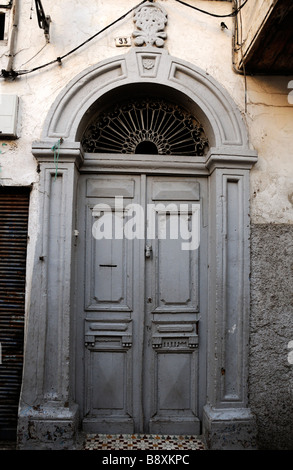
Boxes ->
[81,98,209,156]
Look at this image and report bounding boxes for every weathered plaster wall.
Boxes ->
[0,1,292,221]
[247,76,293,224]
[250,224,293,450]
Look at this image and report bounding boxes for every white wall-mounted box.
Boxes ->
[0,94,19,138]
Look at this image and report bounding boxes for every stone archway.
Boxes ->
[18,48,257,450]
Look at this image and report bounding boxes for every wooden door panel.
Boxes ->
[83,333,133,433]
[79,174,205,434]
[145,177,201,434]
[86,205,133,311]
[153,212,199,312]
[81,175,140,432]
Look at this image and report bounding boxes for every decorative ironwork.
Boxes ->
[81,98,209,156]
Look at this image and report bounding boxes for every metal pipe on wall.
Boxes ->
[6,0,19,72]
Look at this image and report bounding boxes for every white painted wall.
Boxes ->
[0,0,292,227]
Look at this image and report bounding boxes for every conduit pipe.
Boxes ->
[6,0,19,72]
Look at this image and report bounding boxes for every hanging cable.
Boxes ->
[175,0,248,18]
[18,42,47,68]
[0,0,148,79]
[1,0,249,80]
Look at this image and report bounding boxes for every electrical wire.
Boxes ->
[18,42,48,68]
[1,0,148,78]
[175,0,248,18]
[180,0,249,113]
[1,0,249,79]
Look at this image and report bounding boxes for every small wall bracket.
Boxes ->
[35,0,51,43]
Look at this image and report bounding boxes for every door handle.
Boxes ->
[145,245,152,258]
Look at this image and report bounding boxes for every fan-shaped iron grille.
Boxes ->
[81,99,209,156]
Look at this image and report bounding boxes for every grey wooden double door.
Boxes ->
[76,173,207,435]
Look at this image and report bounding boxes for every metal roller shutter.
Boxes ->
[0,187,30,440]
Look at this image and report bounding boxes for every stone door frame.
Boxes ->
[18,48,257,450]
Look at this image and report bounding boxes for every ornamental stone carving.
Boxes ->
[133,2,168,48]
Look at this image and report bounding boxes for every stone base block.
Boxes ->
[17,402,79,450]
[203,404,257,450]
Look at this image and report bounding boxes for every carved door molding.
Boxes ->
[76,174,207,434]
[18,48,258,449]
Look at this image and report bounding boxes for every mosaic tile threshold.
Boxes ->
[84,434,206,450]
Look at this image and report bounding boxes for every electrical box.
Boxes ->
[0,94,19,138]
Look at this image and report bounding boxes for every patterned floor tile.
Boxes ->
[84,434,206,450]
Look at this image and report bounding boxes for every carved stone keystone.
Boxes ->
[133,1,168,47]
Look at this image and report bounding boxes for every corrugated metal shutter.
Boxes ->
[0,187,30,440]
